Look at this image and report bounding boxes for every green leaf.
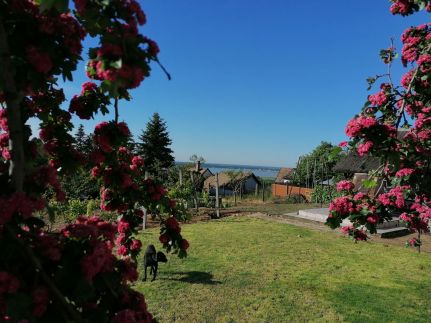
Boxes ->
[6,293,32,320]
[362,179,378,189]
[328,146,342,162]
[39,0,69,12]
[110,59,123,69]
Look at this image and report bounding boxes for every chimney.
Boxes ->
[195,160,201,172]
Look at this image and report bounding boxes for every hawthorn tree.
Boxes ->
[327,0,431,251]
[0,1,188,321]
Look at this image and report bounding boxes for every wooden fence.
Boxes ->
[271,184,314,202]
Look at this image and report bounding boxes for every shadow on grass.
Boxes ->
[164,271,222,285]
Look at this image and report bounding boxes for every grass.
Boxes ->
[134,217,431,322]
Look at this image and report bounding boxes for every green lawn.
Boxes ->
[134,217,431,322]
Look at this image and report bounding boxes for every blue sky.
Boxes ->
[53,0,428,167]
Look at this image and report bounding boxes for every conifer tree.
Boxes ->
[136,112,175,173]
[74,124,93,157]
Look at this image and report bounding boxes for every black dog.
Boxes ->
[143,244,168,281]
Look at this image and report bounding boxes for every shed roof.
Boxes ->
[204,172,260,189]
[275,168,295,183]
[333,154,380,173]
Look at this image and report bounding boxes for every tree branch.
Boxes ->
[0,16,25,192]
[114,97,119,123]
[396,42,431,128]
[5,225,83,322]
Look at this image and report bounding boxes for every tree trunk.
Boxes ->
[0,17,25,192]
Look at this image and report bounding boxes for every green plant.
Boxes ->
[311,185,340,204]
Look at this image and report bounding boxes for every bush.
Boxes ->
[311,185,339,204]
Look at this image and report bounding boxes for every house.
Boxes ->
[274,167,295,184]
[203,172,261,196]
[333,153,381,195]
[332,154,380,175]
[188,161,213,180]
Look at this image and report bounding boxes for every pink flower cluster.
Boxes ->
[390,0,414,15]
[378,186,410,209]
[368,90,388,106]
[395,168,415,178]
[345,115,377,138]
[69,82,109,120]
[336,180,355,192]
[340,226,368,241]
[329,196,355,217]
[114,290,152,323]
[357,141,374,156]
[0,192,45,224]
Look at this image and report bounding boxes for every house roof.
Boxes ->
[187,166,213,176]
[275,168,295,183]
[333,154,380,173]
[199,168,213,176]
[204,171,260,189]
[333,129,408,173]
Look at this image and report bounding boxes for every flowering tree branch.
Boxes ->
[0,17,24,192]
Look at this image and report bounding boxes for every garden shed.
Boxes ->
[203,172,260,196]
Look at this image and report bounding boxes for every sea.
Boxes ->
[177,162,280,179]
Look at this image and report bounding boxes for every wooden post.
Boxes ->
[255,183,258,197]
[262,180,265,202]
[179,169,183,186]
[142,171,149,230]
[142,207,147,230]
[190,171,198,211]
[215,173,220,218]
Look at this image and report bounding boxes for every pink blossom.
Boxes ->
[0,272,20,294]
[345,116,377,138]
[369,91,388,106]
[117,220,130,233]
[357,141,373,156]
[25,46,53,74]
[81,82,97,94]
[32,287,49,317]
[336,180,355,192]
[130,239,142,251]
[81,242,115,281]
[329,196,355,216]
[395,168,415,177]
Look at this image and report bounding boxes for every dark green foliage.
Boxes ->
[61,168,99,200]
[136,113,175,175]
[311,185,340,204]
[74,124,94,163]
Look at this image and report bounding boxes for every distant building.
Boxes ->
[188,161,212,179]
[274,167,295,184]
[203,172,261,196]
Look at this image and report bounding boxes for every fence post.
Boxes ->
[142,171,149,230]
[215,173,220,218]
[262,180,265,202]
[255,183,258,197]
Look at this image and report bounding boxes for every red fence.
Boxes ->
[272,184,314,201]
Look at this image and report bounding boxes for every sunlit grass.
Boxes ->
[134,217,431,322]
